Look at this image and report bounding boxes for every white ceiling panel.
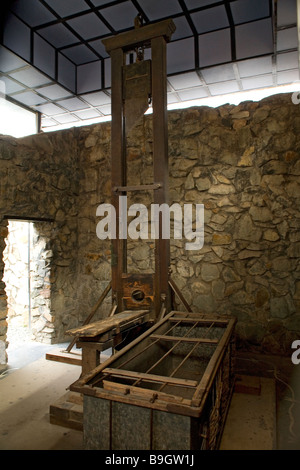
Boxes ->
[209,80,240,95]
[9,67,52,88]
[241,74,274,90]
[168,72,202,91]
[0,1,297,132]
[178,87,209,101]
[14,91,48,106]
[237,56,273,78]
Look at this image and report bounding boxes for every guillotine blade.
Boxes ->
[123,59,152,133]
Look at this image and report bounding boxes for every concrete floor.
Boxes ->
[1,341,300,450]
[235,351,300,450]
[0,342,83,450]
[220,376,276,450]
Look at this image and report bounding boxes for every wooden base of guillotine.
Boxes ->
[47,309,150,431]
[49,391,84,431]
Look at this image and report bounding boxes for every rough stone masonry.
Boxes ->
[0,92,299,364]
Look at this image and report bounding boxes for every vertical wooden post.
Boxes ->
[297,0,300,69]
[151,36,171,315]
[103,19,175,320]
[110,48,126,312]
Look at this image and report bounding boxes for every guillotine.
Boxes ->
[67,18,236,450]
[65,17,192,372]
[105,15,175,321]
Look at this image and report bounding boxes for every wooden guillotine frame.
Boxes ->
[63,17,193,374]
[55,19,237,446]
[106,16,175,322]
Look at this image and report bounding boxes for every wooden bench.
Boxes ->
[66,310,150,375]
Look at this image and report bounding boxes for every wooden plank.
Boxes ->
[102,380,192,405]
[76,339,114,350]
[82,347,103,376]
[66,310,149,338]
[46,348,82,366]
[113,183,161,192]
[71,311,175,387]
[49,391,83,431]
[158,305,166,322]
[191,318,236,407]
[68,391,83,405]
[103,367,198,388]
[102,19,176,52]
[168,279,192,312]
[109,303,118,317]
[110,46,126,311]
[152,34,171,317]
[150,334,219,344]
[72,380,201,417]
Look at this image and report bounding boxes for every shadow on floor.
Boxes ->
[236,351,300,450]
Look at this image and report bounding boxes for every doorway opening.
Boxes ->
[3,220,54,358]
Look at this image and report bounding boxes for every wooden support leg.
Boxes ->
[81,347,100,376]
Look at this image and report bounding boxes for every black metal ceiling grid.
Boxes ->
[5,0,275,67]
[0,0,298,131]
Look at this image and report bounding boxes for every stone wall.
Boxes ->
[75,123,112,322]
[166,94,300,354]
[0,129,80,363]
[0,92,299,364]
[75,93,300,356]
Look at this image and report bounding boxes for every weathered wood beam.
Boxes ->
[102,19,175,52]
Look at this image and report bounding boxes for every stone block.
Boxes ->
[208,184,235,195]
[235,213,262,242]
[255,288,270,308]
[270,297,290,319]
[263,230,279,242]
[287,242,300,258]
[195,177,211,191]
[212,233,232,245]
[249,206,272,222]
[201,264,219,282]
